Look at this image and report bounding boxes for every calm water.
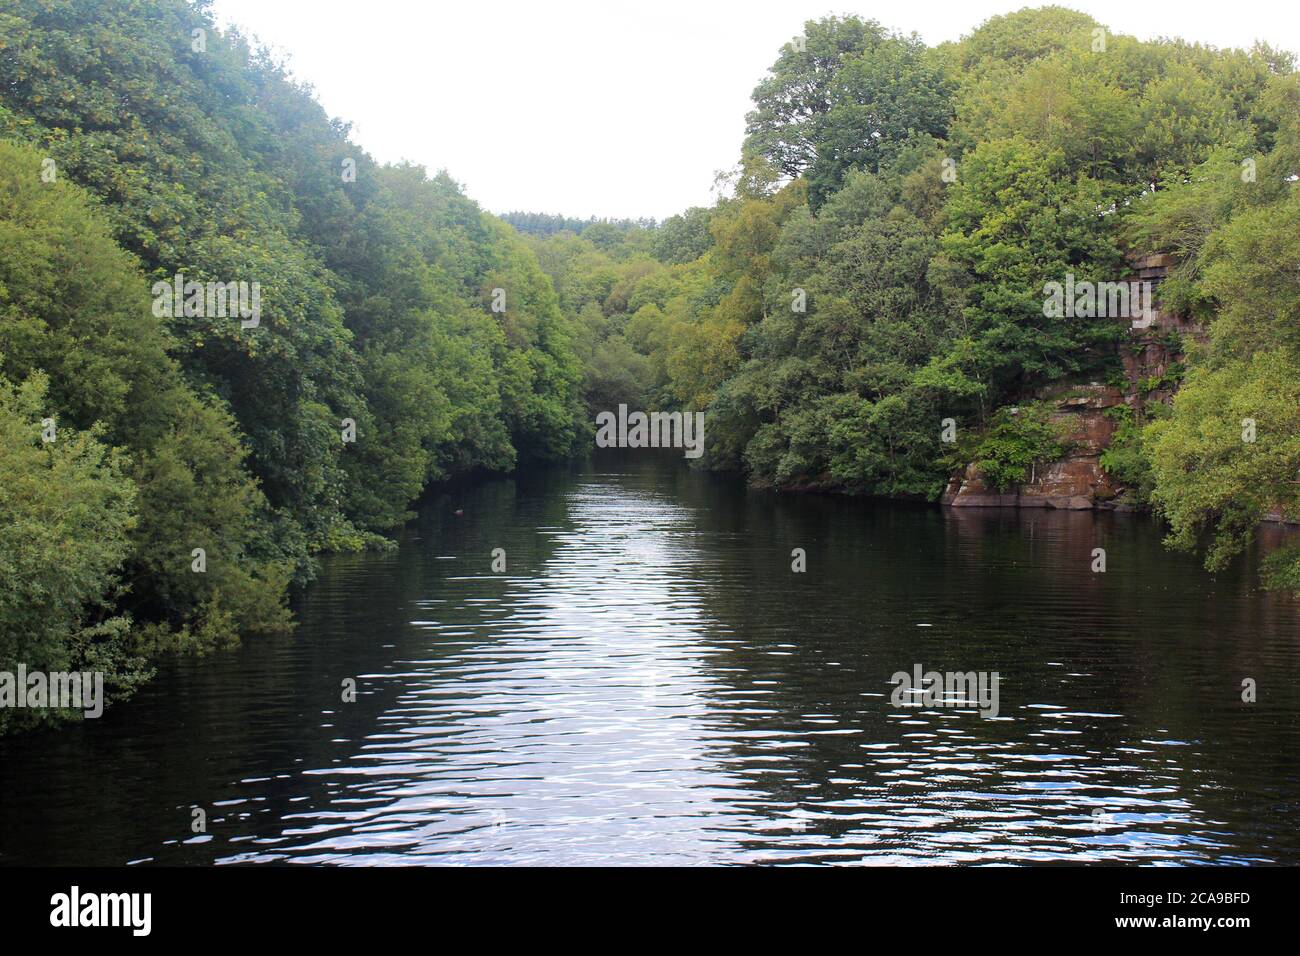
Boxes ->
[2,452,1299,865]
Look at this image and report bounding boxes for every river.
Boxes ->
[2,451,1298,865]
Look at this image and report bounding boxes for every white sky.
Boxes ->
[210,0,1300,220]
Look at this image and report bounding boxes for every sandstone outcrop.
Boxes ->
[943,384,1125,510]
[944,253,1191,511]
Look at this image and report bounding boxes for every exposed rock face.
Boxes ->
[942,255,1300,520]
[942,466,1017,508]
[944,253,1194,511]
[1120,253,1203,405]
[943,385,1124,510]
[1264,508,1300,526]
[1023,385,1124,508]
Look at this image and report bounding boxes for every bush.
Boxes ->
[966,402,1066,492]
[0,372,145,733]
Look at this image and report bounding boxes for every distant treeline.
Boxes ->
[499,212,658,237]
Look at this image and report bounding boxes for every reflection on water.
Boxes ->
[2,451,1299,865]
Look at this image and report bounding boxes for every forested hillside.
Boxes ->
[1,1,1298,732]
[0,0,583,730]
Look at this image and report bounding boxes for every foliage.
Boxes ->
[1099,404,1162,502]
[0,0,585,727]
[0,137,292,662]
[650,208,714,265]
[1147,350,1300,571]
[0,0,584,559]
[0,371,144,734]
[499,212,657,238]
[4,0,1300,738]
[964,403,1066,492]
[743,16,952,207]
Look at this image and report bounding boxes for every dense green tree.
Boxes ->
[499,212,656,238]
[744,16,952,207]
[0,1,588,730]
[1137,181,1300,591]
[0,371,141,734]
[0,137,292,664]
[947,5,1101,72]
[935,136,1126,405]
[0,0,366,558]
[650,208,714,265]
[0,0,585,559]
[743,16,893,179]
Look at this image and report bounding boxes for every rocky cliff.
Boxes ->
[943,383,1128,510]
[943,254,1193,511]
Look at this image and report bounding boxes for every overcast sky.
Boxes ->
[210,0,1300,221]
